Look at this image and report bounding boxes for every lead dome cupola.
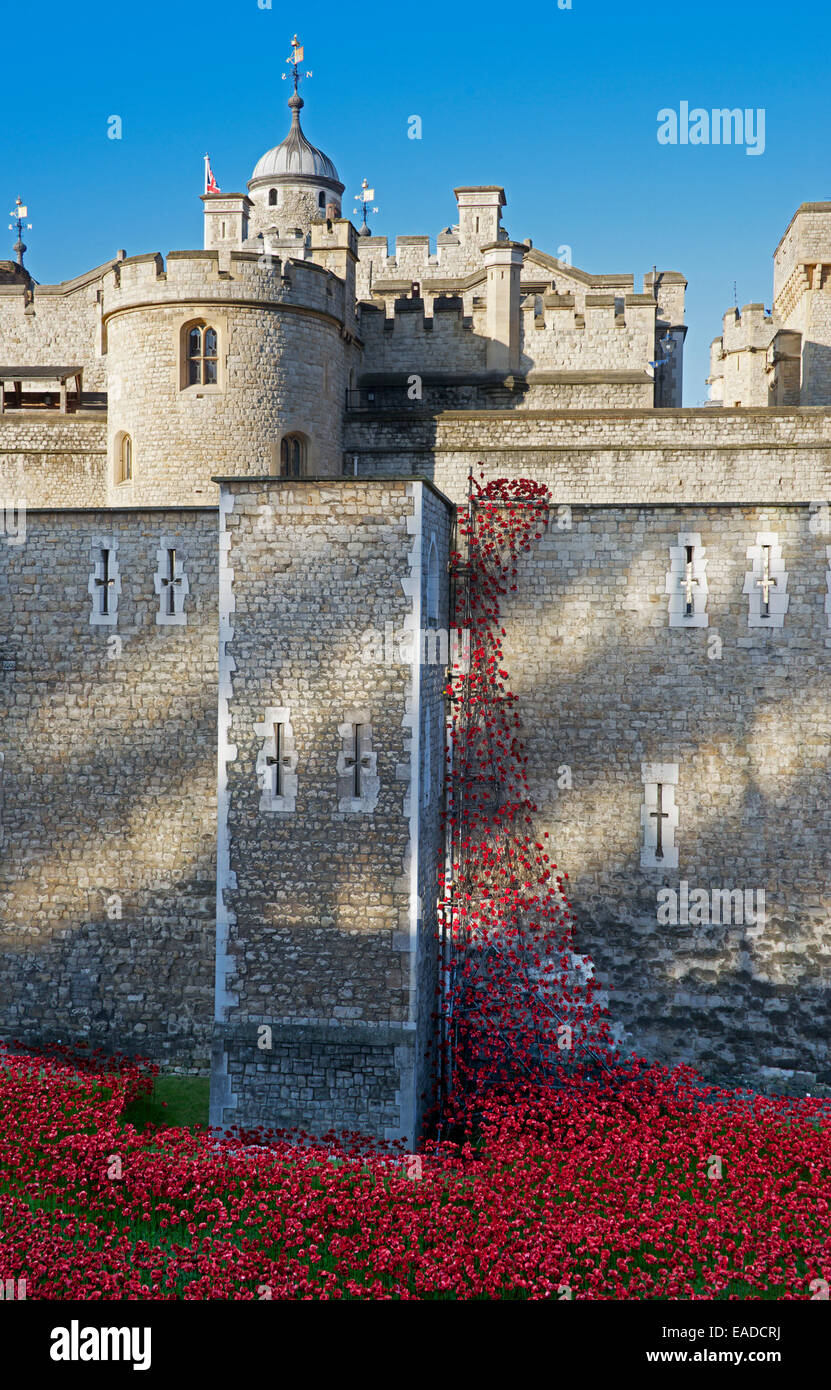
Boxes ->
[249,92,344,200]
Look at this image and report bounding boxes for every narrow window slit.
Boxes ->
[266,721,284,798]
[650,783,669,860]
[96,549,113,616]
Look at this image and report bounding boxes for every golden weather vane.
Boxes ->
[281,35,313,93]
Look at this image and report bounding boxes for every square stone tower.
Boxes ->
[210,476,453,1144]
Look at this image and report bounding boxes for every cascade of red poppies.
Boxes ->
[438,473,615,1123]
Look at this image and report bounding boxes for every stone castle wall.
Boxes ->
[359,301,487,375]
[248,187,333,241]
[0,265,108,393]
[211,477,451,1143]
[0,414,107,508]
[801,281,831,406]
[517,294,655,375]
[346,408,831,503]
[3,481,829,1106]
[0,508,218,1068]
[357,294,656,392]
[352,380,654,412]
[499,502,831,1091]
[5,180,831,1121]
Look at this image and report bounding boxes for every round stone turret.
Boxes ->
[101,247,359,503]
[248,92,344,240]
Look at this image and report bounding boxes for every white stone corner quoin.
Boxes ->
[401,479,423,954]
[743,531,789,627]
[640,761,680,870]
[254,706,298,813]
[389,477,425,1147]
[88,537,121,627]
[211,486,239,1129]
[154,535,190,625]
[666,531,709,627]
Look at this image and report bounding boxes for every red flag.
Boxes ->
[204,155,220,194]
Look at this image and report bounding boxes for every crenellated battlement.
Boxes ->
[721,302,774,351]
[357,279,657,397]
[708,303,791,408]
[362,294,471,327]
[358,296,485,375]
[362,286,656,336]
[101,248,350,327]
[522,289,656,335]
[350,185,685,405]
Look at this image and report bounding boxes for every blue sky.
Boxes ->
[6,0,829,403]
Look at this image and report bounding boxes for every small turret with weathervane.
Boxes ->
[353,178,378,237]
[8,197,32,269]
[245,34,344,242]
[2,196,34,292]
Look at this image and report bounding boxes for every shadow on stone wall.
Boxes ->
[496,512,831,1091]
[800,340,831,408]
[0,590,218,1071]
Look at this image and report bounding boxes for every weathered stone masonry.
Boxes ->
[346,407,831,502]
[345,403,831,1092]
[0,414,107,509]
[211,478,451,1143]
[0,509,218,1067]
[501,503,831,1091]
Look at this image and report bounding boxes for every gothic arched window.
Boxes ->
[187,325,218,386]
[280,434,305,478]
[269,188,278,207]
[116,432,132,484]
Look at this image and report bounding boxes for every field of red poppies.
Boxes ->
[0,1045,830,1300]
